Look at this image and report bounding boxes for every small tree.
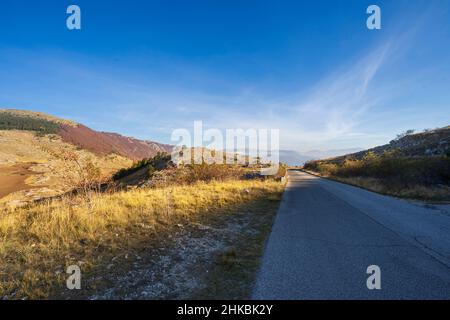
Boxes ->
[395,129,415,141]
[57,150,103,203]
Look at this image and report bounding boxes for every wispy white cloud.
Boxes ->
[197,42,395,151]
[0,42,402,150]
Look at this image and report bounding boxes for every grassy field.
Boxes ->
[0,178,284,299]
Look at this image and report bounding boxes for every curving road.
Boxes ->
[253,170,450,299]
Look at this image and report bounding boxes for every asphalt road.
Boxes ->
[253,171,450,299]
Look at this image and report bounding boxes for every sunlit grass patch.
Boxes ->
[0,179,284,299]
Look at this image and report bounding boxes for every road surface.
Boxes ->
[253,171,450,299]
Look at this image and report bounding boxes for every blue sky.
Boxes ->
[0,0,449,152]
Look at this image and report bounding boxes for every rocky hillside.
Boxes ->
[0,109,173,160]
[303,125,450,201]
[0,109,173,206]
[329,126,450,163]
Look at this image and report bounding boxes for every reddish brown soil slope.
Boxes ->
[59,124,172,160]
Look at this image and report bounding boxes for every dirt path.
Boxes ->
[0,163,36,199]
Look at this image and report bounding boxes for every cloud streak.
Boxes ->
[0,41,407,151]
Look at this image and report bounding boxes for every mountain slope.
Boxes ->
[0,109,173,160]
[303,126,450,201]
[0,109,173,205]
[59,124,172,160]
[328,126,450,163]
[0,130,133,206]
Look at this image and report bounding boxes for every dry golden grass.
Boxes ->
[304,154,450,201]
[0,179,284,299]
[0,130,132,206]
[0,109,78,127]
[303,166,450,202]
[317,175,450,202]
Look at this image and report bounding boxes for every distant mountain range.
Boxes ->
[0,109,365,166]
[279,148,364,166]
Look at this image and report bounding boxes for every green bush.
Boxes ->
[0,112,60,134]
[113,152,172,180]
